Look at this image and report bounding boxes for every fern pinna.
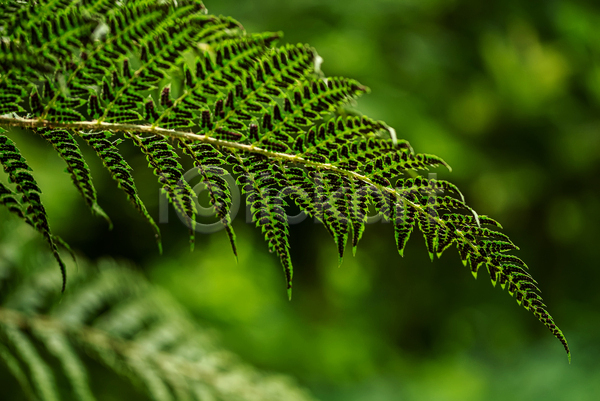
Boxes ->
[0,0,569,360]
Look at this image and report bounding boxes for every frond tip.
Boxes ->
[0,0,569,360]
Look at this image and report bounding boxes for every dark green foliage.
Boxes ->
[0,0,569,361]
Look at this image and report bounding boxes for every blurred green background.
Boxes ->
[3,0,600,399]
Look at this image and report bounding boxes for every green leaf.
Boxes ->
[0,0,570,361]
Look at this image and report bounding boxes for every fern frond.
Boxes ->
[0,0,569,360]
[0,225,316,401]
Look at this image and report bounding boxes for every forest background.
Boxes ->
[1,0,599,400]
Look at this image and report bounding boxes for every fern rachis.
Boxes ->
[0,0,569,363]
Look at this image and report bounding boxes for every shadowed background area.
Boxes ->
[2,0,599,400]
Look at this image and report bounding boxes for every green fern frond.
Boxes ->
[0,0,569,360]
[0,222,315,401]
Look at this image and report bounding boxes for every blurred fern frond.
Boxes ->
[0,219,315,401]
[0,0,569,360]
